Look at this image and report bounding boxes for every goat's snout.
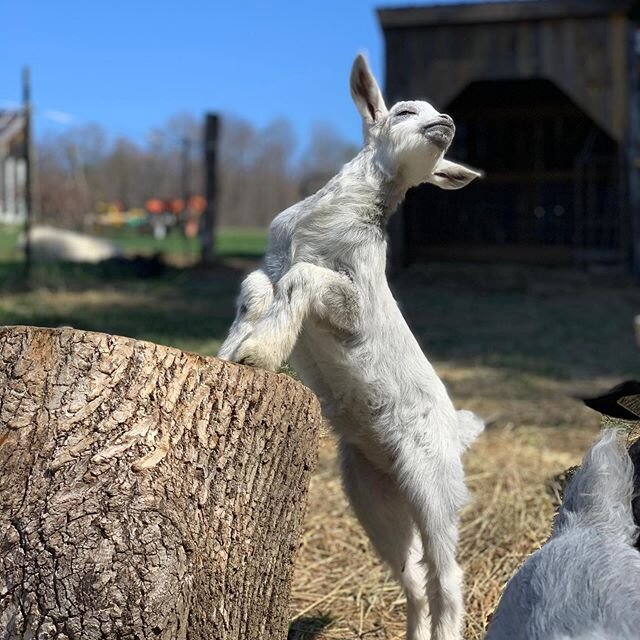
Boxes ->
[421,115,455,150]
[421,115,455,135]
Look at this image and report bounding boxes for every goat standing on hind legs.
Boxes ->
[219,54,484,640]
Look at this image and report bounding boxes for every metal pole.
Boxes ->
[201,114,219,265]
[22,66,33,279]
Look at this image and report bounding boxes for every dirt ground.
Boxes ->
[2,255,638,639]
[287,264,640,639]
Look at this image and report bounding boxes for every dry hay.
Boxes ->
[285,265,637,638]
[288,365,605,640]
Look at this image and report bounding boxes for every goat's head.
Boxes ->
[350,54,482,191]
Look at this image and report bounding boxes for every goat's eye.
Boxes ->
[394,110,416,118]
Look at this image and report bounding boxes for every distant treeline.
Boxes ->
[36,113,358,229]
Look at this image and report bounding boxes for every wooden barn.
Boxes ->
[378,0,640,271]
[0,110,27,225]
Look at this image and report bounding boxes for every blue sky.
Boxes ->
[1,0,485,149]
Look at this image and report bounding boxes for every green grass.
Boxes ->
[394,264,640,380]
[0,224,268,262]
[0,262,240,356]
[0,225,21,260]
[0,224,267,356]
[216,228,269,257]
[100,226,268,259]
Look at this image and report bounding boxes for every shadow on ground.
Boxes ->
[393,263,640,380]
[288,614,334,639]
[1,260,638,377]
[0,259,247,357]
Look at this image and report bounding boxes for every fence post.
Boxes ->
[201,113,219,265]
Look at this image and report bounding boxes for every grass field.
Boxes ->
[102,225,268,260]
[1,223,639,638]
[0,224,20,260]
[0,224,268,355]
[0,224,268,263]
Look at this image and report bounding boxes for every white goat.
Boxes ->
[486,430,640,640]
[219,54,484,640]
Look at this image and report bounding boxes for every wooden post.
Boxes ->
[201,113,219,265]
[181,137,191,216]
[180,136,192,251]
[22,66,33,280]
[0,326,321,639]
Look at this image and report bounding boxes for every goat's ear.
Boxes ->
[350,54,388,126]
[429,158,484,190]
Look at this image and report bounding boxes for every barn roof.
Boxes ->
[0,110,25,148]
[378,0,640,28]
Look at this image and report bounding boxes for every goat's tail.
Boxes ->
[553,430,638,547]
[456,409,485,451]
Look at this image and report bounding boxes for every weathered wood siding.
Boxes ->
[384,15,628,142]
[381,3,640,269]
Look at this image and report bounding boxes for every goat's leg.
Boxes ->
[233,262,358,371]
[218,269,274,360]
[340,441,431,640]
[393,441,466,640]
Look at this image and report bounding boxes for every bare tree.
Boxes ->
[217,116,299,227]
[299,123,359,196]
[34,112,357,231]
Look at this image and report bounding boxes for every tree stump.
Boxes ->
[0,326,321,640]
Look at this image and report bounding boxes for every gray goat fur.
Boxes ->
[486,430,640,640]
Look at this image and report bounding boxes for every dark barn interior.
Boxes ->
[407,78,621,264]
[379,0,640,270]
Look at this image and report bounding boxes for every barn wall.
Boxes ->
[384,14,628,143]
[382,10,640,270]
[626,17,640,272]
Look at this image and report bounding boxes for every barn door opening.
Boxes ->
[404,78,622,265]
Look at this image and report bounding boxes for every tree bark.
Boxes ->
[0,326,321,640]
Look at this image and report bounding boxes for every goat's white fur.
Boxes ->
[219,54,484,640]
[486,430,640,640]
